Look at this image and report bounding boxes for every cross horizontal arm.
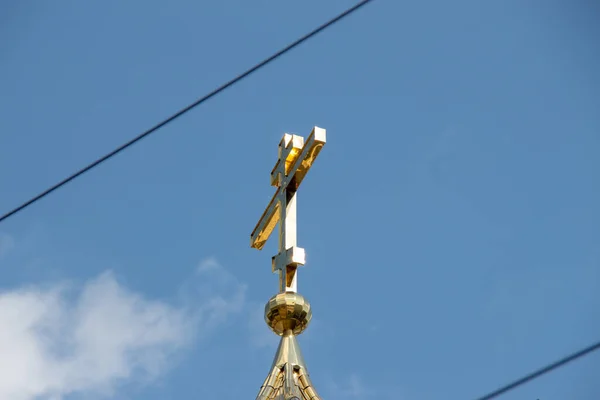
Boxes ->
[270,134,304,188]
[250,189,281,250]
[250,126,326,252]
[282,127,326,192]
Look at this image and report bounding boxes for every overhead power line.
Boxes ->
[0,0,374,225]
[474,339,600,400]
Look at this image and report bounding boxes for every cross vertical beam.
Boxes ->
[279,188,298,292]
[250,127,326,293]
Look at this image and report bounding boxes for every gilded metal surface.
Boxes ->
[252,127,325,400]
[255,333,321,400]
[265,292,312,336]
[250,126,326,294]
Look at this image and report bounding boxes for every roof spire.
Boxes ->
[250,127,326,400]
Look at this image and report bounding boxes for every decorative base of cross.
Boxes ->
[255,332,320,400]
[264,292,312,336]
[256,292,320,400]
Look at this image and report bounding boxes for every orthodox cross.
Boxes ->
[250,126,326,293]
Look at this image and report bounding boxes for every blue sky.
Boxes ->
[0,1,599,399]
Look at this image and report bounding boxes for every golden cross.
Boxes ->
[250,126,326,293]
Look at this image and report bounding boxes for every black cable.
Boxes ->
[0,0,374,224]
[474,339,600,400]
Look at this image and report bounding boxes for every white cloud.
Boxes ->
[0,232,15,258]
[196,257,220,273]
[247,301,277,349]
[325,374,403,399]
[186,256,247,334]
[0,257,246,400]
[327,374,369,398]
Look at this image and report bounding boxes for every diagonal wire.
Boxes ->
[474,339,600,400]
[0,0,374,224]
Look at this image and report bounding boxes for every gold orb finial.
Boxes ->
[264,292,312,336]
